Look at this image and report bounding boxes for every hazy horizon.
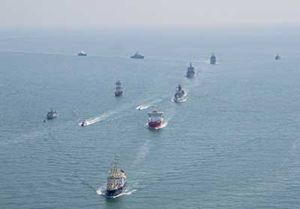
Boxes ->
[1,0,300,29]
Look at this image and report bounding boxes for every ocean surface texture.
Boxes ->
[0,29,300,209]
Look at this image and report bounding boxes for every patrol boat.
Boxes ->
[105,160,127,198]
[186,63,195,78]
[173,84,187,103]
[147,110,166,130]
[115,80,123,97]
[130,52,144,59]
[46,109,58,120]
[210,54,217,65]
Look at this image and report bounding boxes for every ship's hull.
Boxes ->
[47,114,58,120]
[148,120,167,130]
[130,56,144,59]
[186,73,195,78]
[115,91,123,97]
[173,95,187,103]
[105,184,127,198]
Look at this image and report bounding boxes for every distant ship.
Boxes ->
[130,52,144,59]
[275,54,281,60]
[105,159,127,198]
[186,63,195,78]
[115,80,123,97]
[173,84,187,103]
[46,109,58,120]
[78,51,87,56]
[147,110,166,130]
[210,54,217,65]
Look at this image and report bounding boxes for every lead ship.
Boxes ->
[186,63,195,78]
[148,110,165,129]
[210,54,217,65]
[173,84,187,103]
[105,160,127,198]
[115,80,123,97]
[46,109,58,120]
[130,52,144,59]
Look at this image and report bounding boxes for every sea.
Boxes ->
[0,27,300,209]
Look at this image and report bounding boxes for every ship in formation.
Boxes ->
[130,52,144,59]
[210,54,217,65]
[46,109,58,120]
[115,80,123,97]
[173,84,187,103]
[186,63,195,78]
[147,110,166,130]
[105,159,127,198]
[78,51,87,56]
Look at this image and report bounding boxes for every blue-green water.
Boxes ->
[0,28,300,209]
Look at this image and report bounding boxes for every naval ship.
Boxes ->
[210,54,217,65]
[147,110,165,130]
[173,84,187,103]
[105,159,127,198]
[115,80,123,97]
[130,52,144,59]
[46,109,58,120]
[186,63,195,78]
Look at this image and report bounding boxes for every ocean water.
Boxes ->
[0,28,300,209]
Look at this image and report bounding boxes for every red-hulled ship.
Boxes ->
[147,110,165,129]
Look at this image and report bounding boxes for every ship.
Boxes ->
[80,120,88,127]
[130,52,144,59]
[186,63,195,78]
[210,54,217,65]
[46,109,58,120]
[275,54,281,60]
[147,110,166,130]
[115,80,123,97]
[173,84,187,103]
[105,159,127,198]
[78,51,87,56]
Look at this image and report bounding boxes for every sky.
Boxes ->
[1,0,300,29]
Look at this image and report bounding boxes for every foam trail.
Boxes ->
[131,140,150,167]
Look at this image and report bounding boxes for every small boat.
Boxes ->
[130,52,144,59]
[46,109,58,120]
[186,63,195,78]
[173,84,187,103]
[210,54,217,65]
[275,54,281,60]
[80,120,88,127]
[115,80,123,97]
[105,159,127,198]
[147,110,166,130]
[78,51,87,56]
